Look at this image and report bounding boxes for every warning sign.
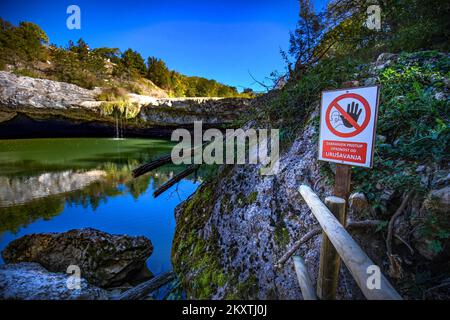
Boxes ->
[318,86,380,168]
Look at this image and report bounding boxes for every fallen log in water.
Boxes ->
[153,165,200,197]
[132,143,205,178]
[118,271,176,300]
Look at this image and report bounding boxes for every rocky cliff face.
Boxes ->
[172,116,340,299]
[0,71,252,137]
[171,121,449,300]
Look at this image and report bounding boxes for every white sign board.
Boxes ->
[318,85,380,168]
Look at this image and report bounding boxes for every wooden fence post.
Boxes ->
[299,185,402,300]
[334,164,352,198]
[317,196,346,300]
[293,256,317,300]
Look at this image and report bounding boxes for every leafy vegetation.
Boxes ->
[96,86,129,102]
[261,0,449,161]
[146,56,253,97]
[283,0,449,79]
[261,56,363,147]
[0,19,49,70]
[352,52,449,208]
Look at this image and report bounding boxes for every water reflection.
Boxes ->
[0,138,203,274]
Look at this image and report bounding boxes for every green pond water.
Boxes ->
[0,138,202,279]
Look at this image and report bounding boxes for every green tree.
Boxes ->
[51,38,107,89]
[0,19,49,67]
[92,47,121,62]
[69,38,89,60]
[285,0,450,80]
[146,56,171,89]
[0,18,245,97]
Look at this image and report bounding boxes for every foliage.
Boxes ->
[0,19,244,97]
[353,51,449,207]
[286,0,325,73]
[121,48,147,77]
[271,0,450,206]
[146,56,245,97]
[284,0,371,78]
[147,56,171,89]
[50,42,107,89]
[99,101,141,119]
[382,0,450,52]
[377,54,449,163]
[261,56,362,147]
[0,18,49,68]
[284,0,450,80]
[96,86,129,102]
[91,47,121,61]
[68,38,89,58]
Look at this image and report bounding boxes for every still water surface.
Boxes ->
[0,138,201,275]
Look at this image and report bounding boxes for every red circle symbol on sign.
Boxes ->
[325,93,371,138]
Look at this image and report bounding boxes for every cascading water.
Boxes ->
[113,109,125,140]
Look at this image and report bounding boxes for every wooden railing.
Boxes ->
[292,185,402,300]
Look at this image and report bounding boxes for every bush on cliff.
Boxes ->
[0,19,49,69]
[252,0,450,298]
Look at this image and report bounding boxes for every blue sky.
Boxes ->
[0,0,328,91]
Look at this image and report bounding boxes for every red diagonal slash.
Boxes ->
[332,102,362,131]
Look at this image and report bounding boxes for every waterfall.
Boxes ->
[113,108,125,140]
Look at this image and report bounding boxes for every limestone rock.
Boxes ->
[171,121,330,299]
[0,262,108,300]
[2,228,153,287]
[413,186,450,260]
[0,71,97,110]
[376,52,397,63]
[423,186,450,214]
[349,192,370,217]
[363,77,378,86]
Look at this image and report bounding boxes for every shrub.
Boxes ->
[352,51,449,207]
[99,101,140,119]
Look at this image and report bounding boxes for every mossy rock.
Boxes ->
[171,179,228,299]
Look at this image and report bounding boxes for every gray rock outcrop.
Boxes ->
[172,117,329,299]
[0,71,251,133]
[0,71,97,110]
